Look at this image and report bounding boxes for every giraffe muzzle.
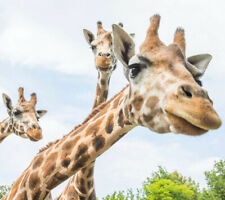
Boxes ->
[96,56,113,69]
[165,97,222,134]
[27,128,43,141]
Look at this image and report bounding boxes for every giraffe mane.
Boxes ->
[38,85,129,153]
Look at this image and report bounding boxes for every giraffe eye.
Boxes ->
[90,45,96,50]
[13,109,22,116]
[129,63,146,79]
[130,67,141,78]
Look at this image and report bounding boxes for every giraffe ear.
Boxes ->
[37,110,47,118]
[187,54,212,79]
[112,24,135,80]
[2,93,13,114]
[83,29,95,46]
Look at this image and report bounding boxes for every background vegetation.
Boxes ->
[0,160,224,199]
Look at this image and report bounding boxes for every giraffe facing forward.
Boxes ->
[0,87,47,143]
[58,22,120,200]
[3,15,221,200]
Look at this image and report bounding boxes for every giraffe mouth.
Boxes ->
[97,66,114,71]
[27,129,43,141]
[166,111,208,135]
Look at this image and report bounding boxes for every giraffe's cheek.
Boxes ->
[27,129,43,141]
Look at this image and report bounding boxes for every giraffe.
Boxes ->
[0,87,47,143]
[57,22,118,200]
[3,15,221,200]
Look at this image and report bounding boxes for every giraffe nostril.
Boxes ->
[98,52,103,56]
[106,53,111,57]
[181,86,192,98]
[32,124,37,129]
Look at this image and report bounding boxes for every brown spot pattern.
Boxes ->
[71,154,90,172]
[46,172,68,190]
[146,96,159,108]
[105,113,114,134]
[32,189,41,200]
[103,90,108,99]
[118,109,124,128]
[75,144,88,160]
[29,172,40,190]
[93,135,105,152]
[100,79,106,85]
[42,152,58,177]
[32,155,43,169]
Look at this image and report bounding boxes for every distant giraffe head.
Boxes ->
[113,14,221,135]
[83,21,117,73]
[2,87,47,141]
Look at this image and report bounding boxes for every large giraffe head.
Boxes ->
[2,88,47,141]
[113,15,221,136]
[83,21,117,73]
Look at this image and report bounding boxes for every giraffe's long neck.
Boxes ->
[92,71,111,109]
[0,118,13,143]
[58,70,112,200]
[0,117,27,143]
[7,86,136,200]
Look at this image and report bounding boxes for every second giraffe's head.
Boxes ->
[2,88,47,141]
[113,15,221,136]
[83,21,117,73]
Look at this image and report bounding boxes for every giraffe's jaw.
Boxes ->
[166,112,208,135]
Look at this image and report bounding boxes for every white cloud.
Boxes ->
[0,14,94,75]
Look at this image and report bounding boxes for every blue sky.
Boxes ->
[0,0,224,198]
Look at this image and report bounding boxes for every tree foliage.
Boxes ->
[102,160,225,200]
[0,185,11,199]
[200,160,225,200]
[103,166,200,200]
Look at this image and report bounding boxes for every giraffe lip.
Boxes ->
[165,110,207,131]
[97,66,113,71]
[27,134,39,141]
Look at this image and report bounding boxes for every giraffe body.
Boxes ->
[4,15,221,200]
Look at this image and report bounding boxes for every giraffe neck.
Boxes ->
[0,117,27,143]
[92,70,111,109]
[0,118,13,142]
[8,86,136,200]
[58,70,112,200]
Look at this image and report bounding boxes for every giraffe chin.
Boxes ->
[27,129,43,141]
[97,65,113,72]
[166,112,208,136]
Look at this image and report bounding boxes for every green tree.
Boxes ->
[200,160,225,200]
[102,166,200,200]
[143,166,200,200]
[0,185,11,199]
[102,189,138,200]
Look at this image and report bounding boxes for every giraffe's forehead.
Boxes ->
[131,47,196,83]
[16,101,35,111]
[92,32,112,46]
[139,44,185,64]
